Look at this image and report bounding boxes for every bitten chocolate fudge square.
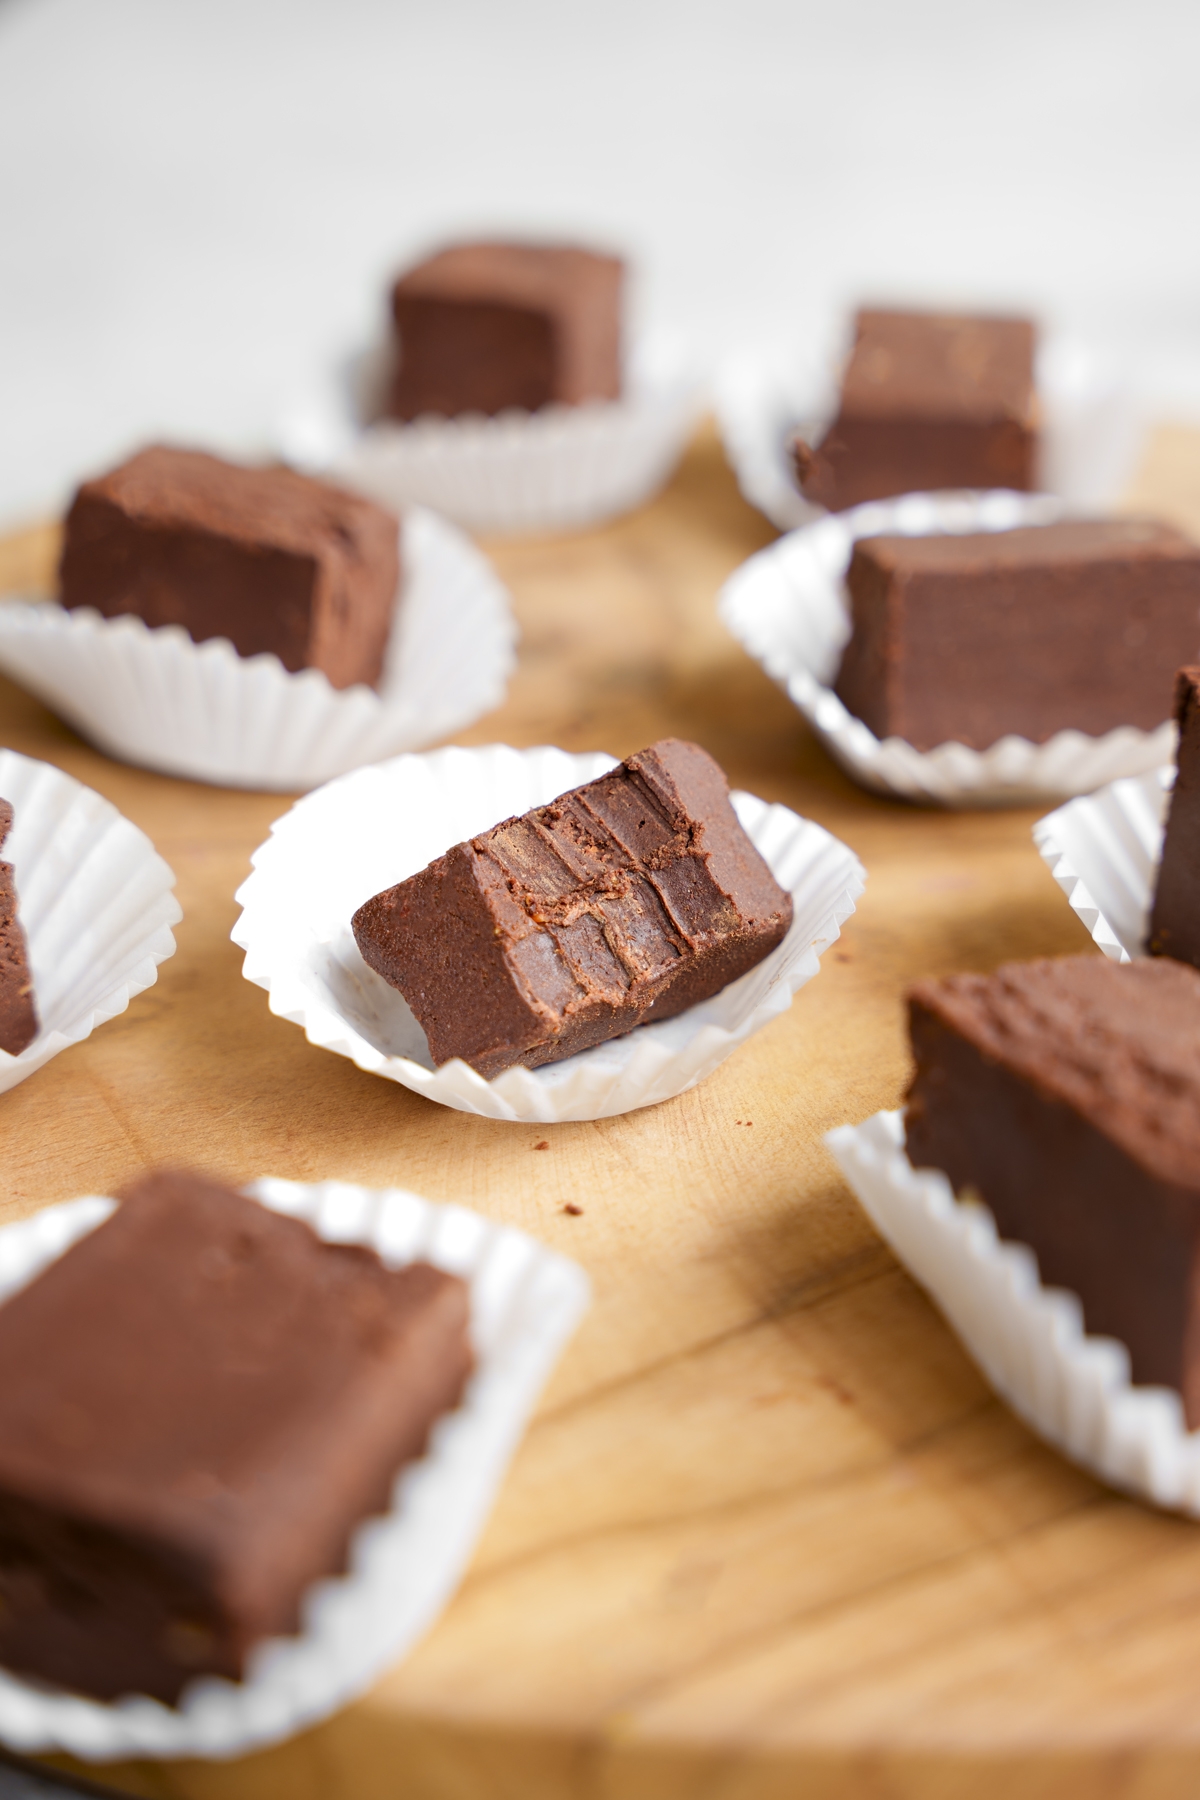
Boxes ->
[353,738,793,1079]
[386,241,623,421]
[0,798,36,1057]
[0,1170,471,1704]
[59,446,401,691]
[792,308,1037,511]
[905,955,1200,1424]
[834,518,1200,751]
[1149,666,1200,967]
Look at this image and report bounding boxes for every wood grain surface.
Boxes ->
[3,424,1200,1800]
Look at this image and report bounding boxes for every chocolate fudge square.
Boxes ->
[906,955,1200,1424]
[59,447,401,691]
[386,241,623,421]
[353,738,793,1079]
[834,518,1200,751]
[1149,666,1200,967]
[792,308,1037,512]
[0,798,36,1057]
[0,1170,471,1704]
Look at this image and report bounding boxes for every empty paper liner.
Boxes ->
[1034,766,1170,961]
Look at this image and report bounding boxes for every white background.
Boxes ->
[1,0,1198,529]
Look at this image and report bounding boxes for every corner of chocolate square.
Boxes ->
[0,797,37,1057]
[792,307,1038,511]
[352,737,793,1079]
[903,954,1200,1424]
[1148,664,1200,967]
[385,240,624,421]
[58,445,401,690]
[0,1168,471,1704]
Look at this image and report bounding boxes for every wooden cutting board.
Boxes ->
[4,423,1200,1800]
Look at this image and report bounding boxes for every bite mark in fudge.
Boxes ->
[0,1170,471,1704]
[834,518,1200,751]
[905,955,1200,1424]
[0,798,36,1057]
[386,241,623,421]
[792,308,1037,511]
[59,447,401,691]
[352,739,794,1079]
[1149,666,1200,967]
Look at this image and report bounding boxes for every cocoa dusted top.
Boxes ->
[908,956,1200,1191]
[65,446,386,559]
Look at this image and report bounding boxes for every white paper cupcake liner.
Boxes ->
[278,332,705,536]
[232,743,864,1124]
[0,509,516,792]
[1033,765,1171,961]
[718,489,1176,807]
[0,1177,589,1761]
[829,1109,1200,1513]
[715,332,1145,533]
[0,748,179,1094]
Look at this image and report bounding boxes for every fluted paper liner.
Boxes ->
[829,1110,1200,1513]
[232,744,865,1123]
[715,333,1145,533]
[719,490,1176,807]
[0,509,516,792]
[1034,766,1170,961]
[0,1178,589,1760]
[0,748,179,1094]
[280,332,705,536]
